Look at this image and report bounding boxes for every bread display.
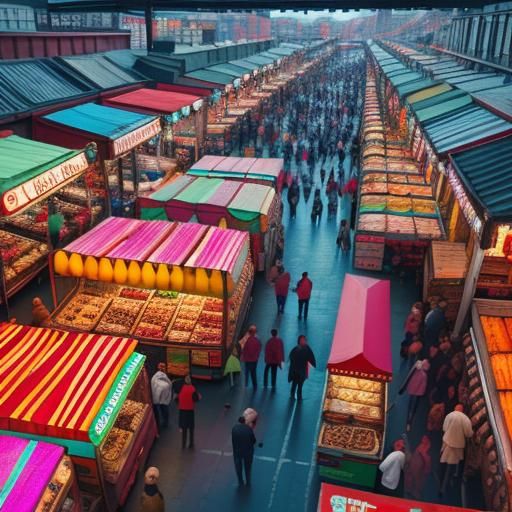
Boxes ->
[320,422,381,456]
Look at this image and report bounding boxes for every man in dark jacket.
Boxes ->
[264,329,284,389]
[288,335,316,400]
[232,416,256,486]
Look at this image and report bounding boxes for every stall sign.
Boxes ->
[447,164,483,238]
[1,152,89,216]
[112,119,161,157]
[320,484,482,512]
[89,352,145,446]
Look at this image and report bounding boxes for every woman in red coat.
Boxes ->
[264,329,284,389]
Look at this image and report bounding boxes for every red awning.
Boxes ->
[327,274,392,381]
[157,82,213,98]
[103,88,201,115]
[319,484,482,511]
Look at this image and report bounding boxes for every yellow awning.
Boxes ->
[406,83,452,105]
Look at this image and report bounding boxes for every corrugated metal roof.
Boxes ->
[412,89,468,112]
[267,47,295,56]
[60,55,144,89]
[406,83,452,105]
[0,59,92,110]
[473,85,512,121]
[450,136,512,219]
[445,72,497,85]
[245,54,275,66]
[397,79,439,98]
[184,69,233,85]
[416,94,473,123]
[230,59,260,72]
[0,86,30,118]
[434,69,474,80]
[389,71,423,87]
[424,105,512,154]
[454,76,509,93]
[381,63,406,73]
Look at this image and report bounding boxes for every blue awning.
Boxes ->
[43,102,158,139]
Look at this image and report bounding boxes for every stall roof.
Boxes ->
[245,54,275,66]
[434,69,475,80]
[174,177,224,204]
[397,78,440,98]
[246,158,283,180]
[411,88,468,113]
[42,102,158,140]
[156,82,213,98]
[175,76,221,90]
[149,175,195,202]
[59,55,145,89]
[229,59,260,72]
[327,274,392,380]
[450,136,512,220]
[424,105,512,154]
[406,83,452,105]
[184,69,233,86]
[206,63,248,78]
[267,46,295,56]
[415,93,474,123]
[0,135,84,195]
[0,59,92,118]
[0,436,64,512]
[62,216,249,277]
[455,76,510,93]
[228,183,275,221]
[380,63,405,73]
[207,180,243,207]
[103,87,201,115]
[389,71,423,87]
[0,323,139,443]
[473,85,512,121]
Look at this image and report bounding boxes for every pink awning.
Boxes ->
[247,158,283,178]
[186,227,249,274]
[190,155,226,171]
[327,274,392,381]
[203,180,242,207]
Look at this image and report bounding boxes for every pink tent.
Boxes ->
[327,274,392,381]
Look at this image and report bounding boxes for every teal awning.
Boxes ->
[416,94,473,123]
[184,69,233,86]
[397,79,440,98]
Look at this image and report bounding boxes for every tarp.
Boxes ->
[58,216,249,280]
[406,83,452,105]
[327,274,392,380]
[228,183,275,223]
[0,135,82,195]
[0,323,138,443]
[450,135,512,220]
[103,88,201,115]
[42,102,158,140]
[319,483,482,512]
[0,436,64,512]
[423,105,512,154]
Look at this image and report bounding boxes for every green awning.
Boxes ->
[416,95,473,123]
[397,79,440,98]
[174,177,223,204]
[0,135,81,194]
[206,64,246,78]
[184,69,233,86]
[412,89,468,113]
[230,59,260,72]
[390,71,423,87]
[149,175,194,202]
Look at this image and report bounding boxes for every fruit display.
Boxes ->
[96,297,145,335]
[119,287,152,301]
[54,293,111,330]
[100,427,134,482]
[134,294,180,339]
[320,422,381,456]
[36,457,72,512]
[0,230,49,286]
[481,316,512,354]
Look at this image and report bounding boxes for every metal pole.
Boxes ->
[145,2,153,51]
[453,237,485,336]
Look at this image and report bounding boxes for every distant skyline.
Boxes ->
[270,9,374,19]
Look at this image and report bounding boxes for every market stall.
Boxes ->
[188,155,285,192]
[318,483,482,511]
[102,87,206,168]
[0,134,106,307]
[137,175,282,272]
[0,322,156,512]
[49,217,254,379]
[33,102,162,217]
[0,435,81,512]
[465,299,512,512]
[317,274,392,488]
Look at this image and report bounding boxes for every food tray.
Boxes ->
[318,421,382,458]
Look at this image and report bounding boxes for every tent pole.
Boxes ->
[145,2,153,52]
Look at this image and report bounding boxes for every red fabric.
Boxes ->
[103,88,200,115]
[274,272,291,296]
[404,311,421,335]
[296,277,312,300]
[265,336,284,365]
[504,233,512,256]
[319,483,481,511]
[404,436,432,499]
[241,336,261,362]
[156,82,212,98]
[178,384,197,411]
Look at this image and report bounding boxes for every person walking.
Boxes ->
[232,413,257,487]
[224,341,242,388]
[177,375,200,449]
[150,363,172,429]
[264,329,284,389]
[377,439,406,498]
[241,325,261,389]
[288,335,316,400]
[295,272,313,320]
[424,301,447,352]
[439,404,473,495]
[336,219,351,252]
[274,266,291,314]
[140,467,164,512]
[399,359,430,431]
[404,435,432,500]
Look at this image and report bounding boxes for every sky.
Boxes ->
[270,9,373,19]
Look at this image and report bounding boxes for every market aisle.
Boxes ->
[121,149,419,512]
